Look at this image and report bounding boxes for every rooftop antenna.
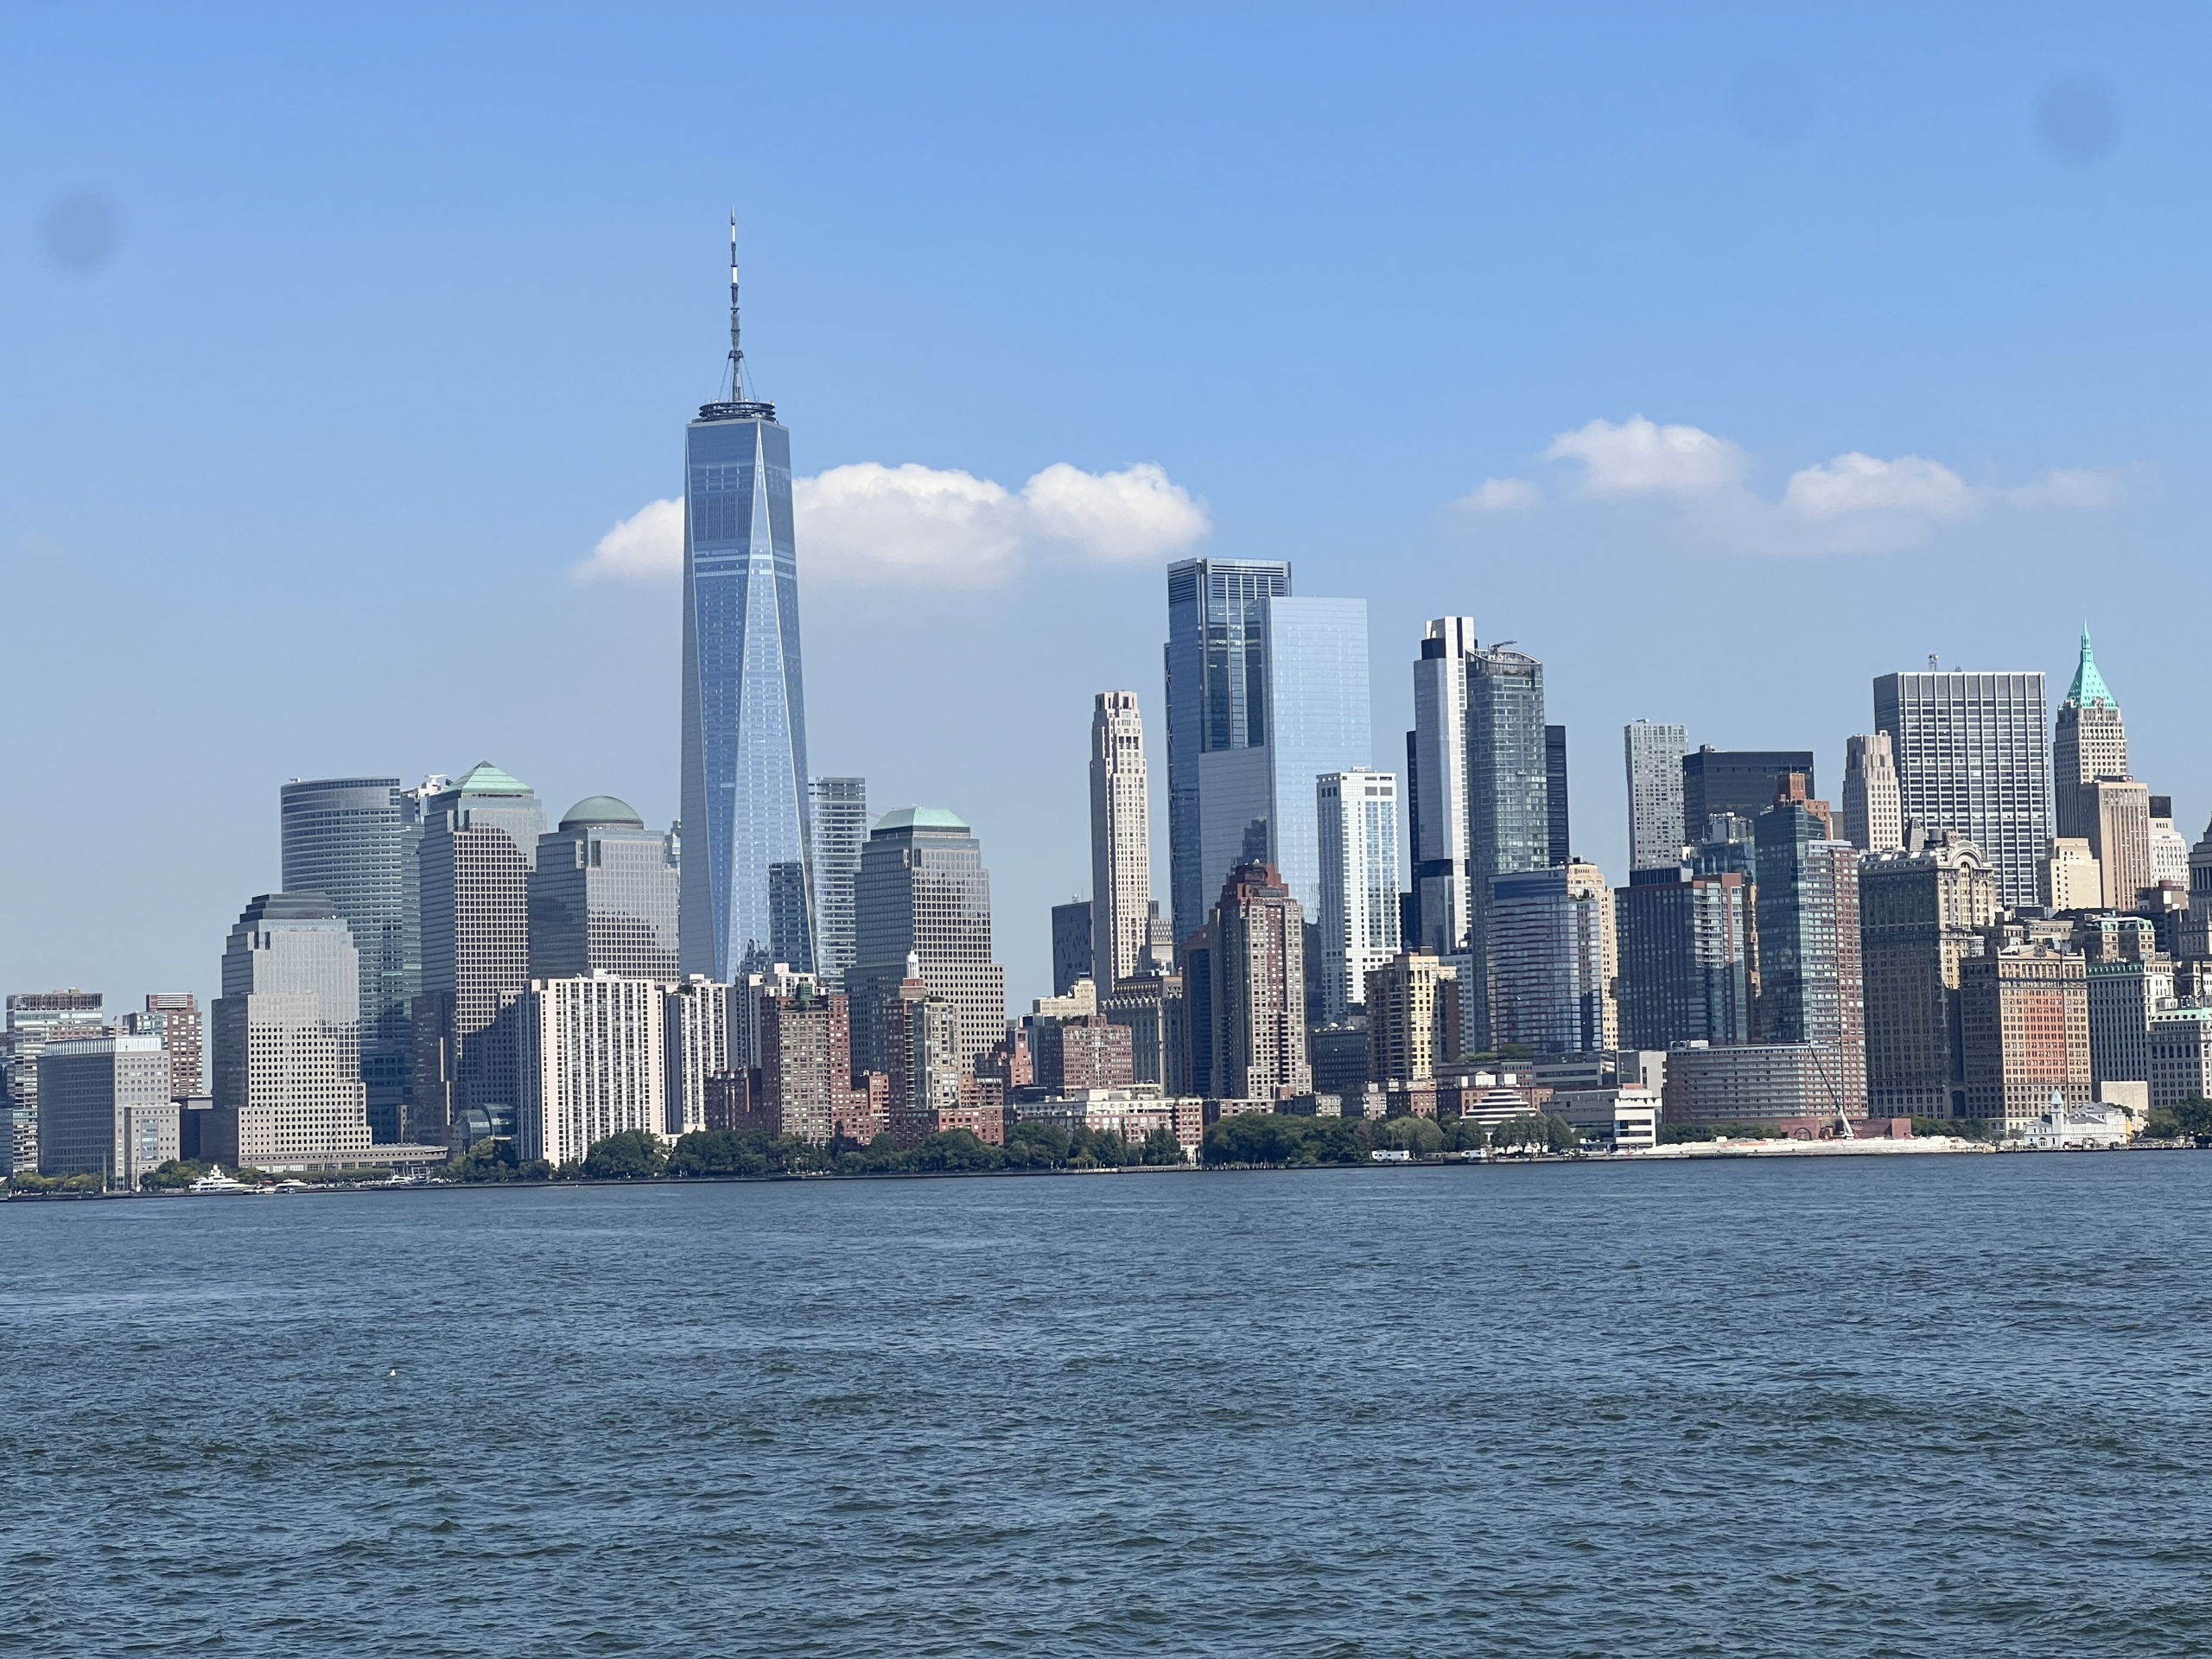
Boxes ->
[728,211,744,403]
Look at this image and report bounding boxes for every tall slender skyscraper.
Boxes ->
[1089,690,1152,992]
[808,778,868,989]
[1624,721,1688,874]
[2053,626,2126,842]
[1752,796,1866,1114]
[1408,618,1477,957]
[681,220,814,982]
[1164,557,1292,943]
[1259,596,1371,921]
[846,808,1007,1077]
[1840,733,1904,854]
[1316,770,1402,1022]
[1545,724,1572,867]
[1874,669,2050,909]
[1465,644,1549,1048]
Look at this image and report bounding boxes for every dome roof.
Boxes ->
[560,794,645,830]
[873,805,969,835]
[454,760,532,796]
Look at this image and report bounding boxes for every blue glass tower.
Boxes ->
[680,223,814,980]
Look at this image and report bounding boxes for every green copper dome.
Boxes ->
[559,795,645,831]
[454,760,532,795]
[873,805,969,834]
[2063,625,2115,710]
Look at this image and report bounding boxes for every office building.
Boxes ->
[1859,833,2000,1119]
[1254,596,1371,923]
[515,974,668,1166]
[2,990,105,1175]
[1209,861,1311,1100]
[1663,1043,1853,1127]
[1033,1015,1135,1093]
[1624,721,1688,874]
[209,893,377,1169]
[1874,668,2051,909]
[124,992,203,1102]
[2041,838,2101,912]
[1485,862,1618,1054]
[2052,627,2127,842]
[1364,951,1461,1086]
[280,776,419,1141]
[1164,557,1293,941]
[1407,617,1477,957]
[2087,779,2152,912]
[1051,900,1093,997]
[1315,770,1402,1023]
[680,232,815,982]
[1101,971,1184,1090]
[1841,733,1904,855]
[2149,1005,2212,1109]
[1614,869,1751,1051]
[2149,798,2190,892]
[36,1035,174,1188]
[410,763,542,1147]
[1545,723,1571,868]
[2087,951,2171,1095]
[1090,690,1153,992]
[1753,796,1866,1114]
[1681,747,1816,845]
[529,797,680,982]
[1465,644,1551,1048]
[846,808,1006,1075]
[807,777,868,989]
[1961,943,2091,1130]
[664,976,735,1136]
[884,976,962,1147]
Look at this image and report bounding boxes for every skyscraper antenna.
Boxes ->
[728,211,744,402]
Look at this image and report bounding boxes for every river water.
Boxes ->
[4,1154,2210,1656]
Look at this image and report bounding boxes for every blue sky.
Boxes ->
[2,4,2202,1012]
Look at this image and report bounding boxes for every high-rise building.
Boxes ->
[1485,862,1618,1055]
[1465,644,1550,1048]
[1681,748,1816,846]
[1050,900,1093,997]
[1753,797,1866,1115]
[125,992,203,1102]
[664,976,734,1136]
[1209,861,1310,1100]
[1545,723,1572,868]
[1033,1014,1135,1093]
[2052,626,2127,843]
[846,808,1006,1076]
[1624,721,1688,874]
[1089,690,1152,991]
[2087,779,2152,911]
[884,977,962,1147]
[1100,971,1183,1090]
[280,777,420,1138]
[1614,869,1751,1051]
[529,797,680,982]
[808,778,868,989]
[2149,798,2190,893]
[2085,931,2171,1095]
[1407,617,1477,957]
[1840,733,1904,855]
[209,893,376,1169]
[1315,770,1402,1023]
[1874,668,2051,909]
[1364,951,1461,1085]
[411,762,542,1147]
[1,990,104,1175]
[2041,837,2101,912]
[1164,557,1292,942]
[1255,596,1370,923]
[680,226,815,982]
[1961,944,2091,1129]
[37,1034,174,1188]
[1858,832,1999,1119]
[515,974,668,1166]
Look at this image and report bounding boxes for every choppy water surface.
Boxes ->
[5,1154,2212,1656]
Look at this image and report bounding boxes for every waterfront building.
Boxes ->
[2148,1004,2212,1109]
[884,976,962,1147]
[1753,794,1866,1115]
[2087,779,2152,911]
[1,990,105,1175]
[1315,769,1402,1024]
[209,893,376,1168]
[410,762,542,1147]
[1210,861,1311,1100]
[1841,733,1904,855]
[1681,747,1816,846]
[1310,1015,1370,1097]
[1090,690,1153,992]
[846,808,1005,1075]
[2052,627,2127,842]
[280,776,418,1141]
[760,980,868,1145]
[1486,862,1618,1054]
[1960,943,2091,1129]
[124,992,203,1102]
[1858,832,1999,1118]
[1613,869,1751,1051]
[37,1034,174,1188]
[1546,723,1572,868]
[1164,556,1292,941]
[1406,617,1477,957]
[808,777,868,989]
[2041,837,2101,912]
[1662,1042,1856,1126]
[515,974,668,1166]
[680,228,815,982]
[1051,900,1094,997]
[1874,667,2051,909]
[2087,952,2171,1095]
[1624,721,1688,874]
[529,796,680,982]
[664,976,735,1135]
[1364,951,1462,1086]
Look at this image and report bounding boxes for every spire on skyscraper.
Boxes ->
[2063,623,2114,710]
[702,214,775,423]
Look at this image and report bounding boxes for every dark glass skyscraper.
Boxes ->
[1465,645,1549,1047]
[680,226,814,982]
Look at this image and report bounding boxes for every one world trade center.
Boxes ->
[679,219,815,980]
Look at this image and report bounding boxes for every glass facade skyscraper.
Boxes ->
[1260,596,1371,923]
[808,777,868,989]
[1465,645,1549,1047]
[528,796,680,982]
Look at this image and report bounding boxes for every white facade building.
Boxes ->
[518,974,670,1166]
[1624,721,1688,873]
[1089,690,1153,991]
[664,976,733,1135]
[1316,769,1402,1023]
[1409,617,1477,955]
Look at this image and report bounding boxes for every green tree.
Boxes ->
[1139,1125,1186,1165]
[1443,1116,1488,1153]
[581,1128,669,1179]
[139,1160,211,1191]
[1657,1122,1715,1145]
[1378,1116,1445,1157]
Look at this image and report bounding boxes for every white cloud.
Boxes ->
[1545,416,1749,496]
[1453,476,1542,513]
[1780,453,1975,521]
[575,497,684,582]
[575,461,1208,587]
